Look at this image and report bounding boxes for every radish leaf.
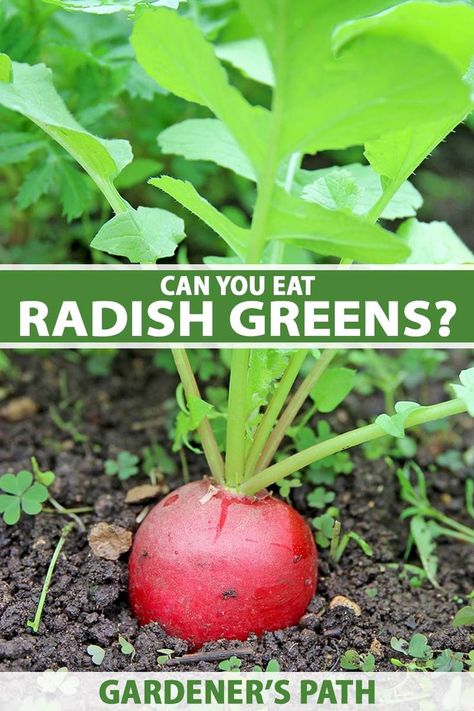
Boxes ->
[268,187,409,263]
[158,119,256,181]
[150,176,248,258]
[310,368,356,413]
[91,207,185,263]
[398,220,474,265]
[132,8,268,175]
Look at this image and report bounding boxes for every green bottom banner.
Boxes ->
[0,671,472,710]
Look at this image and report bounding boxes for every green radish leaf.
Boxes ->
[301,169,360,212]
[215,38,274,87]
[246,350,290,436]
[91,206,185,264]
[267,187,409,263]
[451,367,474,416]
[0,59,132,184]
[376,401,421,438]
[187,396,214,430]
[0,53,12,83]
[398,219,474,265]
[333,1,474,74]
[173,395,214,453]
[452,605,474,628]
[42,0,182,14]
[241,0,472,159]
[132,8,268,174]
[364,2,474,205]
[150,176,248,258]
[310,367,356,413]
[115,158,163,191]
[296,164,422,220]
[158,119,256,181]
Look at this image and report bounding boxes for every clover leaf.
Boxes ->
[376,401,421,438]
[105,451,140,481]
[311,513,336,548]
[307,486,335,510]
[0,470,49,525]
[451,367,474,416]
[277,477,301,501]
[218,656,242,672]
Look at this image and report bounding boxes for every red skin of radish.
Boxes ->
[129,479,317,648]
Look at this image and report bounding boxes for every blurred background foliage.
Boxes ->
[0,0,472,265]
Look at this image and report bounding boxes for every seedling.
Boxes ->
[1,1,474,646]
[252,659,280,673]
[397,462,474,587]
[312,512,373,564]
[218,656,242,672]
[105,451,140,481]
[276,477,301,502]
[340,650,375,672]
[452,602,474,628]
[156,648,174,665]
[142,444,176,484]
[390,633,468,672]
[87,645,106,666]
[27,522,74,634]
[118,635,136,661]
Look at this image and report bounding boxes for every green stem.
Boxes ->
[43,506,93,515]
[225,76,286,487]
[172,349,225,485]
[429,523,474,545]
[270,151,302,263]
[255,349,337,472]
[27,523,74,634]
[429,510,474,540]
[244,349,309,479]
[253,177,409,473]
[225,349,251,488]
[240,398,467,496]
[47,495,88,532]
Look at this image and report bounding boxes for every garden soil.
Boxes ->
[0,352,472,672]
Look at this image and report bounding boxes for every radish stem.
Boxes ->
[240,398,467,496]
[256,349,337,472]
[244,349,309,479]
[172,348,224,484]
[225,349,250,487]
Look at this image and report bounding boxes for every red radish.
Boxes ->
[129,479,317,648]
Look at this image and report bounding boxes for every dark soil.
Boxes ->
[0,351,473,672]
